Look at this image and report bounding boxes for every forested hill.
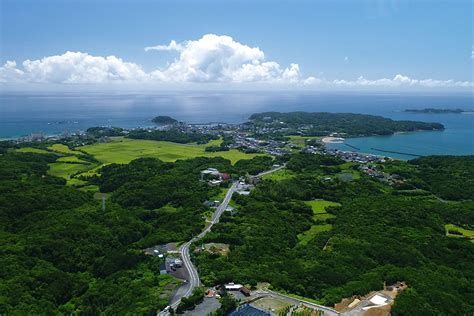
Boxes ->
[195,153,474,315]
[0,141,275,314]
[248,112,444,136]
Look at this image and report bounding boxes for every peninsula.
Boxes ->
[404,108,465,114]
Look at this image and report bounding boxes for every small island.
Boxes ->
[152,115,178,125]
[404,108,465,114]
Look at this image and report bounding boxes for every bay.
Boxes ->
[1,91,472,159]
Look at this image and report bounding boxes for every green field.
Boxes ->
[297,200,341,245]
[445,224,474,242]
[16,147,51,154]
[78,137,262,164]
[56,156,90,163]
[305,200,341,214]
[48,143,83,155]
[261,169,295,181]
[298,224,333,246]
[288,135,322,147]
[48,162,95,179]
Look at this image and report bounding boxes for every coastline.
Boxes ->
[322,136,345,144]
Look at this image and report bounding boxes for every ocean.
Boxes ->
[1,91,473,160]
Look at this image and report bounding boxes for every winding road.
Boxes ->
[163,165,285,313]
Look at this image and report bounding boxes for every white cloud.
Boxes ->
[147,34,303,83]
[0,61,25,83]
[344,56,349,63]
[1,51,147,84]
[329,74,472,88]
[144,40,184,52]
[0,34,472,90]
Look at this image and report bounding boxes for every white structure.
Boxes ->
[225,283,243,291]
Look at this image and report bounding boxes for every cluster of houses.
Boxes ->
[231,133,290,156]
[326,148,386,164]
[359,165,404,185]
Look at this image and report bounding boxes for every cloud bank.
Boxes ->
[0,34,472,89]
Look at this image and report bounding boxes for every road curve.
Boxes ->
[168,182,238,310]
[164,166,285,312]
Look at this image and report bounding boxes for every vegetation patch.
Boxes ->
[305,200,341,214]
[56,155,90,164]
[288,135,322,147]
[79,137,263,164]
[262,169,295,181]
[48,161,95,179]
[201,243,230,256]
[16,147,51,154]
[298,224,333,246]
[445,223,474,242]
[48,143,82,155]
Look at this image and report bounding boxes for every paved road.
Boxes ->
[168,182,238,310]
[163,166,285,313]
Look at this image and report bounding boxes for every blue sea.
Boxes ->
[1,91,473,160]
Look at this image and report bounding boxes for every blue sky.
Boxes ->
[1,0,473,90]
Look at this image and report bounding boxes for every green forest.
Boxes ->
[1,138,473,315]
[249,112,445,136]
[194,153,474,315]
[0,141,258,314]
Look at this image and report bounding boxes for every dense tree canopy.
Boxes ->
[195,155,474,315]
[1,140,472,315]
[0,147,238,313]
[127,128,219,144]
[249,112,444,136]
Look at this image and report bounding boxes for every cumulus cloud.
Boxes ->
[0,34,472,89]
[329,74,472,88]
[0,51,146,84]
[147,34,302,83]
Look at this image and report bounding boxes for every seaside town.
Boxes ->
[12,117,389,165]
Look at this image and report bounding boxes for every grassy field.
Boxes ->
[297,200,341,245]
[298,224,333,246]
[305,200,341,214]
[48,143,83,155]
[78,137,263,164]
[16,147,51,154]
[22,137,262,191]
[445,224,474,242]
[48,162,95,179]
[288,135,322,147]
[56,156,90,163]
[262,169,295,181]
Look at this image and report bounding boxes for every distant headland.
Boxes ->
[404,108,465,114]
[152,116,178,124]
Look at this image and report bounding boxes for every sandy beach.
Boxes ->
[322,136,345,144]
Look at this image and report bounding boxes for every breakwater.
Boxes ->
[344,143,360,150]
[370,147,422,157]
